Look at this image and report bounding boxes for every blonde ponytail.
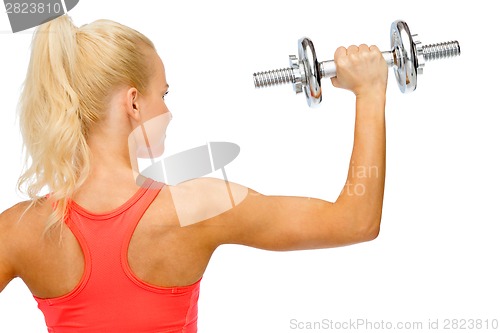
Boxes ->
[17,15,156,231]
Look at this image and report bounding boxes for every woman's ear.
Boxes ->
[126,87,141,122]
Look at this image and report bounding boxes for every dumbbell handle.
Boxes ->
[319,51,395,79]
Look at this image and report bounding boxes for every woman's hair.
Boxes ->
[16,15,156,231]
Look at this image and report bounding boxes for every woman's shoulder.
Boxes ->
[163,177,249,227]
[1,200,32,228]
[0,203,27,291]
[0,200,41,282]
[0,198,50,240]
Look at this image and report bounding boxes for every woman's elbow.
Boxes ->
[356,213,382,242]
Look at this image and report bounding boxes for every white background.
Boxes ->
[1,0,499,332]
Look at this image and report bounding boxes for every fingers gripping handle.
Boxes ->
[319,51,395,79]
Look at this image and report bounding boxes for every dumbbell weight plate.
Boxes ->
[298,37,322,107]
[391,20,418,93]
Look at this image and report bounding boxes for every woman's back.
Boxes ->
[11,178,211,297]
[7,177,210,332]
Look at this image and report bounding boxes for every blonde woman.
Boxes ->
[0,15,387,332]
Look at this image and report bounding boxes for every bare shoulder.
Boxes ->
[0,198,58,292]
[165,177,250,228]
[1,199,50,229]
[0,200,38,291]
[1,200,47,245]
[1,200,32,233]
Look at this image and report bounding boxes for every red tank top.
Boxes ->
[34,178,201,333]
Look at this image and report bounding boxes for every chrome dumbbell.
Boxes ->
[253,20,461,107]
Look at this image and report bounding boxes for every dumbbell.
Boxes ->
[253,20,461,107]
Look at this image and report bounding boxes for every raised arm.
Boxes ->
[187,44,388,251]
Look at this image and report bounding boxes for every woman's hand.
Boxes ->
[330,44,388,98]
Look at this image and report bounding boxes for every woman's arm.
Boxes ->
[186,44,388,251]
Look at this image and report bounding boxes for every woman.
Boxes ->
[0,14,387,332]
